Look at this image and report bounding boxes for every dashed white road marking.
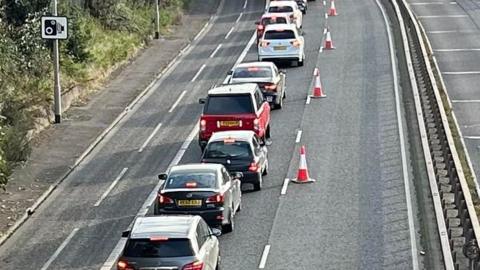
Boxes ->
[41,228,80,270]
[452,99,480,103]
[325,12,328,19]
[243,0,248,9]
[168,90,187,113]
[410,1,457,4]
[138,122,163,153]
[443,71,480,75]
[236,12,243,23]
[435,48,480,52]
[280,178,289,195]
[464,136,480,140]
[258,245,271,269]
[210,44,223,58]
[225,27,235,39]
[427,30,478,34]
[295,130,303,143]
[418,15,468,18]
[94,168,129,207]
[191,64,207,82]
[306,95,311,105]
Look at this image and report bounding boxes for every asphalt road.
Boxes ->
[406,0,480,190]
[0,0,430,269]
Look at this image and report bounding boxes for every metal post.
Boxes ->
[155,0,160,39]
[53,0,62,123]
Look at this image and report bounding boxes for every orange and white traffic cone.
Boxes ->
[311,68,326,98]
[329,0,338,16]
[324,29,335,50]
[292,146,315,184]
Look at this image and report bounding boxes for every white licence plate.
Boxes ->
[267,96,273,102]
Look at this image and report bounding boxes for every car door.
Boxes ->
[195,224,211,269]
[224,167,240,211]
[272,65,285,97]
[205,225,220,269]
[253,88,270,137]
[252,135,267,170]
[220,167,234,212]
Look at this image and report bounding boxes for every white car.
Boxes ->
[258,24,305,67]
[266,1,303,28]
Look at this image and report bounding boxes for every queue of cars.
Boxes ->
[117,1,309,269]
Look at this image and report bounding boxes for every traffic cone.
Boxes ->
[311,68,326,98]
[329,0,338,16]
[324,29,335,50]
[292,146,315,184]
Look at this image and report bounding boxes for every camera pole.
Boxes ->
[52,0,62,123]
[155,0,160,39]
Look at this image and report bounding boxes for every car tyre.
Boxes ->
[237,200,242,212]
[253,173,263,191]
[274,95,283,109]
[222,209,234,233]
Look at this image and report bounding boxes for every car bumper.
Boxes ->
[258,53,302,62]
[155,208,226,227]
[263,92,280,105]
[240,171,261,184]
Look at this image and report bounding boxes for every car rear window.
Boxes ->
[204,95,254,114]
[264,30,296,40]
[204,141,252,159]
[166,172,217,189]
[262,16,288,25]
[268,6,293,13]
[233,67,272,79]
[123,238,193,258]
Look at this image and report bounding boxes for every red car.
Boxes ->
[255,13,292,44]
[198,83,271,150]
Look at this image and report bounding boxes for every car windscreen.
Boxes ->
[123,238,193,258]
[165,172,217,189]
[264,30,296,40]
[204,141,252,160]
[233,67,272,79]
[262,17,288,25]
[268,6,293,13]
[204,95,254,114]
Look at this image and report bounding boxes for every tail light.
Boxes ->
[260,41,270,48]
[200,119,206,132]
[257,25,264,31]
[158,194,174,204]
[253,119,260,131]
[206,193,225,204]
[249,162,260,172]
[264,83,277,91]
[117,260,133,270]
[290,39,301,47]
[183,261,204,270]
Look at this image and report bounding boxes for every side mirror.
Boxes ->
[121,230,131,238]
[211,228,222,237]
[227,70,233,75]
[231,172,243,179]
[198,98,206,104]
[158,173,168,180]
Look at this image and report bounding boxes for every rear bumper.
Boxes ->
[258,53,301,62]
[262,92,280,105]
[240,171,261,184]
[154,207,226,227]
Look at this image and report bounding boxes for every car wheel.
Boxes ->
[216,259,221,270]
[274,95,283,109]
[237,200,242,212]
[299,57,304,66]
[222,209,234,233]
[253,173,263,191]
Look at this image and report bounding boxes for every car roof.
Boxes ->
[261,12,290,19]
[208,83,258,95]
[130,216,199,239]
[169,163,223,174]
[268,1,297,7]
[235,62,274,69]
[209,130,256,143]
[264,23,297,32]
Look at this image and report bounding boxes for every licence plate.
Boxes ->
[274,46,287,51]
[177,200,202,207]
[266,96,273,102]
[219,120,240,127]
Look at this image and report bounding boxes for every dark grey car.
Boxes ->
[117,215,221,270]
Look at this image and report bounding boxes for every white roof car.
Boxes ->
[266,1,303,28]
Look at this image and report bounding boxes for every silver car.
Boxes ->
[117,215,221,270]
[258,24,305,67]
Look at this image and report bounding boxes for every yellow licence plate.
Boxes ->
[220,121,240,127]
[274,46,287,51]
[177,200,202,207]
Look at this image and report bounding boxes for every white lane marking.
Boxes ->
[225,27,235,39]
[94,168,129,207]
[295,130,302,143]
[259,245,271,268]
[418,15,468,18]
[243,0,248,9]
[191,64,207,82]
[280,178,289,195]
[376,0,419,269]
[236,12,243,23]
[306,95,311,105]
[319,46,324,53]
[325,12,328,19]
[101,33,258,270]
[194,22,210,41]
[138,122,163,153]
[427,30,477,34]
[323,0,326,6]
[168,90,187,113]
[323,28,327,35]
[464,136,480,140]
[435,48,480,52]
[443,71,480,75]
[410,2,457,5]
[41,228,80,270]
[452,99,480,103]
[210,44,223,58]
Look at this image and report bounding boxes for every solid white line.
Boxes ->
[138,122,163,153]
[225,27,235,39]
[306,95,311,105]
[191,64,207,82]
[410,2,457,5]
[323,0,326,6]
[168,90,187,113]
[194,22,210,41]
[452,100,480,103]
[376,0,419,269]
[280,179,289,195]
[427,30,477,34]
[236,13,243,23]
[295,130,302,143]
[323,28,327,35]
[325,13,328,19]
[235,33,256,67]
[418,15,468,18]
[41,228,79,270]
[94,168,129,207]
[258,245,271,268]
[435,48,480,52]
[243,0,248,9]
[210,44,223,58]
[464,136,480,140]
[443,71,480,75]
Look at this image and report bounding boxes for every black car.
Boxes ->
[154,163,242,233]
[201,131,268,191]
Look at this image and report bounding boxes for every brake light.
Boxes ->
[257,25,264,30]
[264,83,277,91]
[150,236,169,241]
[200,119,206,132]
[253,119,260,131]
[117,260,133,270]
[249,162,260,172]
[290,39,301,47]
[260,41,270,48]
[158,194,174,204]
[206,193,224,203]
[185,182,197,188]
[183,261,204,270]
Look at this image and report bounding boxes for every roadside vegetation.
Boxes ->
[0,0,188,189]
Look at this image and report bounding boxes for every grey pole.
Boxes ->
[53,0,62,123]
[155,0,160,39]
